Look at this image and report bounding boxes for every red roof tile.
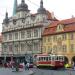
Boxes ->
[46,10,52,19]
[43,18,75,36]
[46,10,58,21]
[60,18,75,24]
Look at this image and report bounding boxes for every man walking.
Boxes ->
[26,62,29,70]
[24,60,27,70]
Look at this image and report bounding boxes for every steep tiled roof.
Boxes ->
[46,10,58,21]
[60,18,75,24]
[46,10,52,19]
[43,18,75,36]
[31,10,58,21]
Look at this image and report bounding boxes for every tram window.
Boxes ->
[59,56,63,61]
[41,57,43,61]
[55,56,57,60]
[52,56,55,60]
[42,57,43,61]
[43,57,45,60]
[37,58,39,61]
[62,56,64,60]
[39,57,42,61]
[49,57,51,60]
[46,57,48,61]
[55,56,59,60]
[39,57,41,61]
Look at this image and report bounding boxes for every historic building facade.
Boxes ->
[2,0,56,57]
[42,18,75,64]
[0,35,2,56]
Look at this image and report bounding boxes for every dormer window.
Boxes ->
[58,25,60,29]
[56,24,64,32]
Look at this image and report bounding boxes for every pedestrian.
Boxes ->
[26,62,30,70]
[24,60,27,70]
[14,59,19,71]
[22,62,25,69]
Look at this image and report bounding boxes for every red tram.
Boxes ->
[34,54,64,69]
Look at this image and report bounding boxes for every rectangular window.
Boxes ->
[53,35,57,41]
[4,45,7,53]
[62,34,66,40]
[48,46,52,53]
[43,37,46,43]
[43,46,46,53]
[15,44,18,52]
[9,33,12,40]
[34,43,39,52]
[4,34,7,41]
[34,29,38,37]
[70,33,74,40]
[70,44,74,52]
[15,32,18,39]
[48,36,51,42]
[21,43,24,51]
[9,44,13,52]
[62,45,67,52]
[21,31,25,39]
[27,30,31,38]
[53,46,57,51]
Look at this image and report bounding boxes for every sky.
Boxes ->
[0,0,75,32]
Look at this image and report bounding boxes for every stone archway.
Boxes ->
[72,56,75,63]
[64,56,69,64]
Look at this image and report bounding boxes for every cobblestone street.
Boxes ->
[0,68,33,75]
[32,68,75,75]
[0,68,75,75]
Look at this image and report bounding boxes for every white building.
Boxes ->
[2,0,57,57]
[0,35,2,56]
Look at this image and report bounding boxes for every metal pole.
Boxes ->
[4,54,6,67]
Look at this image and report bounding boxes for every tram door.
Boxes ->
[51,56,55,66]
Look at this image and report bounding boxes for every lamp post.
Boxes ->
[4,53,6,67]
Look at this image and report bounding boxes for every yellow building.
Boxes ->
[42,18,75,64]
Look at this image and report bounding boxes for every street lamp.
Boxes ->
[3,53,6,67]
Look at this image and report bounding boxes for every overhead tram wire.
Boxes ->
[27,0,39,7]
